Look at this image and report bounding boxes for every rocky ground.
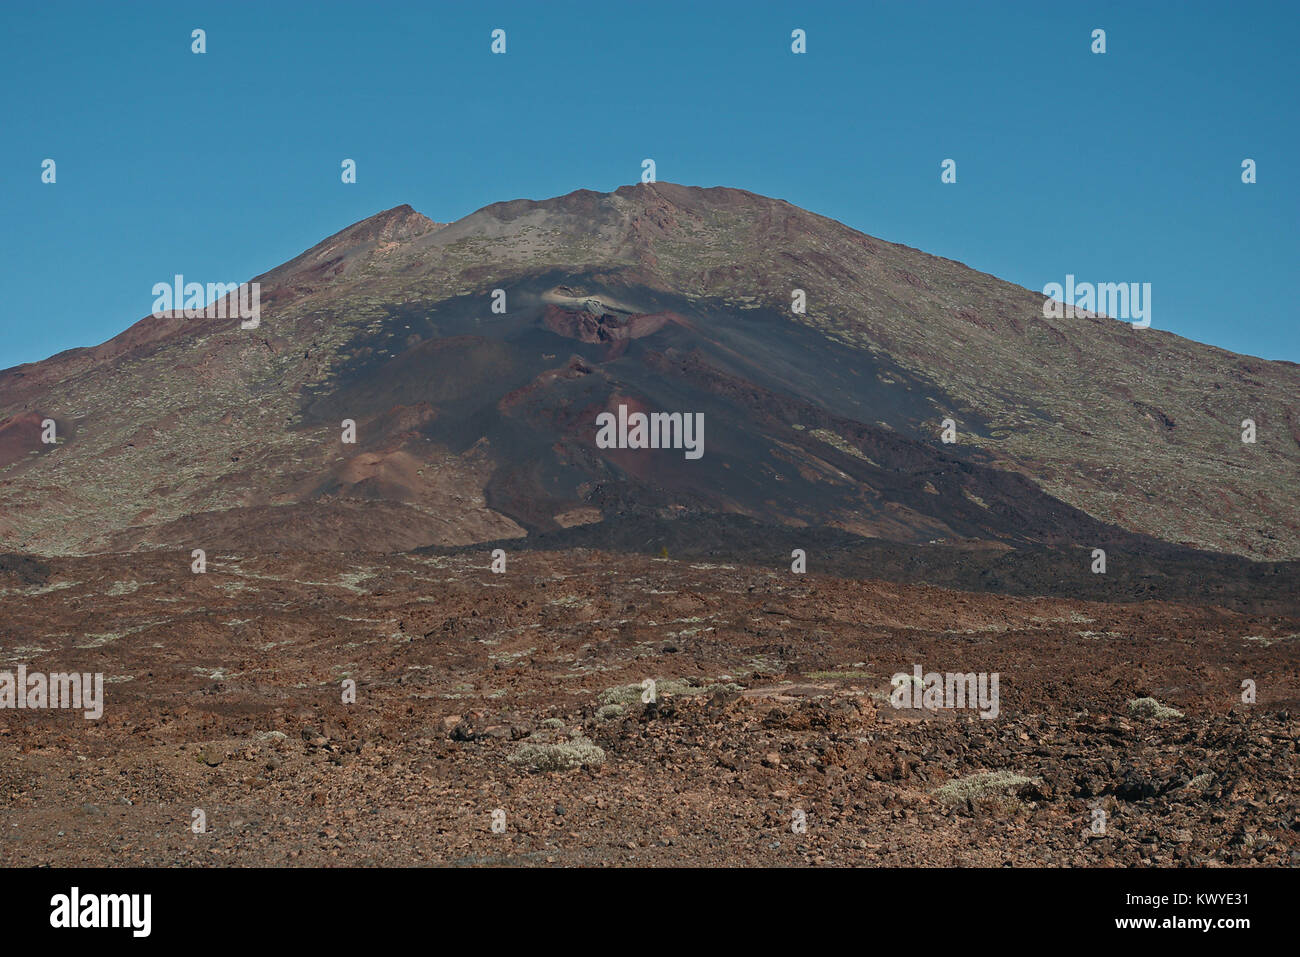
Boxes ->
[1,548,1296,866]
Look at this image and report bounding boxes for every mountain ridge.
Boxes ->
[1,183,1296,561]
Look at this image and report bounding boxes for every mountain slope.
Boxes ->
[1,183,1297,559]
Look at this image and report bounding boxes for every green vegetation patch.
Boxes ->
[933,770,1040,807]
[507,736,605,772]
[598,677,744,708]
[1127,697,1184,719]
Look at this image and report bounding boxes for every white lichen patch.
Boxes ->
[76,633,123,648]
[192,666,232,680]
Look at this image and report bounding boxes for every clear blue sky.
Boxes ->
[2,0,1296,368]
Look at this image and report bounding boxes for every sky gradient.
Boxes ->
[2,0,1296,368]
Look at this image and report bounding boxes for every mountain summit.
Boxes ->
[2,183,1297,559]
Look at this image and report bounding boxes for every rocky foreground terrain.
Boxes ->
[1,548,1295,867]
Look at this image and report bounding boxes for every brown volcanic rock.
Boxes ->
[0,412,55,470]
[260,204,445,294]
[108,500,523,553]
[0,184,1297,558]
[540,305,672,344]
[0,548,1295,866]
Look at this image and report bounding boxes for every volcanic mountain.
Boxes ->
[2,183,1298,574]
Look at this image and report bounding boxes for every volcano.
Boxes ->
[2,183,1298,574]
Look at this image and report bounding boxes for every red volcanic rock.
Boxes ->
[0,411,53,469]
[540,305,670,344]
